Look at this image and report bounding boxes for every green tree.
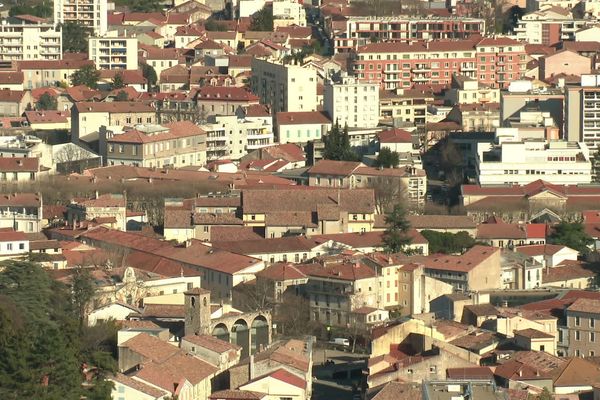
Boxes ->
[592,147,600,183]
[112,73,125,90]
[71,65,100,89]
[205,19,228,31]
[382,203,412,253]
[323,122,359,161]
[114,90,130,101]
[61,22,91,53]
[71,267,95,330]
[130,0,163,12]
[548,222,594,254]
[250,6,274,31]
[420,230,476,254]
[142,64,158,90]
[9,3,52,18]
[36,93,58,111]
[375,148,400,168]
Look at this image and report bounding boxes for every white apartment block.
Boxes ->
[238,0,267,18]
[251,58,317,113]
[202,115,274,161]
[0,19,61,61]
[566,75,600,152]
[272,0,306,27]
[89,33,138,70]
[476,139,592,185]
[446,75,500,105]
[54,0,108,36]
[324,74,379,128]
[514,9,596,44]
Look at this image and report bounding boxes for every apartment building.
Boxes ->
[514,8,597,45]
[275,111,332,144]
[251,59,317,112]
[566,74,600,151]
[201,115,274,161]
[88,33,138,70]
[354,37,525,90]
[71,101,156,140]
[100,121,207,168]
[18,58,93,89]
[417,246,502,292]
[564,298,600,357]
[476,139,592,185]
[67,193,127,231]
[323,74,379,128]
[332,16,485,53]
[272,0,306,28]
[0,17,62,61]
[0,157,43,182]
[446,74,500,105]
[54,0,108,35]
[196,86,260,118]
[0,193,43,233]
[0,229,29,261]
[306,160,427,208]
[301,259,380,327]
[379,89,433,126]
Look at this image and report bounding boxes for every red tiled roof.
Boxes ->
[182,334,241,353]
[542,262,595,284]
[566,297,600,314]
[109,121,205,144]
[414,245,500,273]
[110,373,167,398]
[0,229,27,242]
[73,101,154,113]
[210,390,266,400]
[298,260,377,281]
[0,89,27,102]
[256,262,307,281]
[308,159,361,176]
[446,366,493,380]
[515,244,571,257]
[0,157,39,172]
[276,111,332,125]
[25,110,70,124]
[378,128,412,143]
[0,71,24,84]
[18,58,93,71]
[213,236,324,255]
[514,328,554,339]
[196,86,259,101]
[249,368,306,389]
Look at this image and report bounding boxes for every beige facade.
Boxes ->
[54,0,107,35]
[565,299,600,357]
[89,34,138,70]
[0,20,61,61]
[251,59,317,112]
[72,102,156,140]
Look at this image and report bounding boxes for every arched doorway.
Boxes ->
[231,319,250,358]
[212,323,229,343]
[250,315,269,355]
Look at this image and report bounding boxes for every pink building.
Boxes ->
[539,49,591,80]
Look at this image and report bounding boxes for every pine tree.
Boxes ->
[323,122,359,161]
[382,203,412,253]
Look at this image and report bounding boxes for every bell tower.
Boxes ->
[184,287,211,336]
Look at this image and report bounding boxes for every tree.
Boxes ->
[420,230,476,254]
[593,147,600,183]
[36,93,58,111]
[112,73,125,90]
[323,122,359,161]
[71,65,100,89]
[274,292,316,337]
[130,0,163,12]
[548,222,594,254]
[61,22,91,53]
[382,203,412,253]
[9,3,52,18]
[368,176,407,214]
[374,148,400,168]
[114,90,130,102]
[142,64,158,90]
[71,267,96,330]
[0,261,90,398]
[250,6,274,31]
[205,19,228,31]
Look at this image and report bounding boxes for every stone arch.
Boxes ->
[231,319,250,358]
[250,315,269,355]
[212,323,229,343]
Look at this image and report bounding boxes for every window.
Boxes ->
[576,330,580,341]
[18,243,24,250]
[576,316,580,326]
[592,318,595,328]
[118,145,124,153]
[591,332,596,342]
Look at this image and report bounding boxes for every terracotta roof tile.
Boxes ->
[0,157,39,172]
[566,297,600,314]
[514,328,554,339]
[182,334,241,352]
[256,262,308,281]
[110,373,167,398]
[210,390,266,400]
[276,111,332,125]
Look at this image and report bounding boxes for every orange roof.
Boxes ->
[276,111,332,125]
[0,157,39,172]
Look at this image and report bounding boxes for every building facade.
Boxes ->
[0,18,62,61]
[54,0,108,35]
[323,74,379,128]
[251,59,317,112]
[88,34,138,70]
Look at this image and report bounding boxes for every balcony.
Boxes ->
[413,75,429,82]
[412,64,430,72]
